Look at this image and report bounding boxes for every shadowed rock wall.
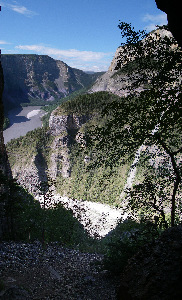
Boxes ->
[155,0,182,47]
[0,60,12,239]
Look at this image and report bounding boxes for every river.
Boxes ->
[3,106,46,144]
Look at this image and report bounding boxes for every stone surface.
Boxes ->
[48,110,91,180]
[90,29,175,97]
[11,153,48,196]
[10,108,91,194]
[0,242,120,299]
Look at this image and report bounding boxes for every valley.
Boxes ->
[1,54,104,114]
[5,27,182,230]
[0,23,182,300]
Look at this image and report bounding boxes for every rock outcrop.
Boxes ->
[49,110,91,180]
[1,55,103,112]
[8,108,91,198]
[155,0,182,47]
[118,226,182,300]
[89,45,135,97]
[90,29,176,97]
[11,153,48,196]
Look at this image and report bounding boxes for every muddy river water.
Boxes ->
[3,106,46,144]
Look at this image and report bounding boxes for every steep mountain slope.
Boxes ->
[90,28,177,96]
[6,92,130,205]
[1,54,104,112]
[6,89,181,222]
[5,27,182,226]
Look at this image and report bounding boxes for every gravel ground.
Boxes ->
[0,242,120,299]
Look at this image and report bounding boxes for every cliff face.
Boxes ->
[90,29,178,96]
[4,92,131,205]
[49,111,91,181]
[155,0,182,47]
[0,60,12,239]
[1,55,103,112]
[89,45,146,97]
[8,109,91,199]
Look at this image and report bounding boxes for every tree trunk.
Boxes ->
[156,135,181,227]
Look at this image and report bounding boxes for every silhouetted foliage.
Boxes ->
[103,219,159,274]
[116,22,182,226]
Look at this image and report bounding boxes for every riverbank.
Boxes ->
[3,106,46,144]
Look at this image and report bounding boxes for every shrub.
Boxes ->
[103,219,159,274]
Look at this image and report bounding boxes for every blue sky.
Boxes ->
[0,0,167,72]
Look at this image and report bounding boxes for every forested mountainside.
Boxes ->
[1,54,104,112]
[6,27,181,226]
[1,23,182,300]
[6,86,182,224]
[1,2,182,299]
[7,92,128,205]
[1,25,181,246]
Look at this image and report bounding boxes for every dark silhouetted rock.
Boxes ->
[155,0,182,47]
[0,60,12,239]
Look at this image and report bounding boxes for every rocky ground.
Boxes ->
[52,195,128,238]
[0,241,120,300]
[1,227,182,300]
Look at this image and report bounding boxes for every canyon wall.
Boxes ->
[1,55,103,112]
[0,59,12,239]
[90,29,175,97]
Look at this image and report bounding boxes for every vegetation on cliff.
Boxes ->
[6,85,182,227]
[3,24,182,282]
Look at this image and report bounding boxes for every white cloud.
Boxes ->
[15,44,113,71]
[16,45,111,61]
[0,40,11,45]
[143,13,167,23]
[142,13,168,31]
[0,1,38,17]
